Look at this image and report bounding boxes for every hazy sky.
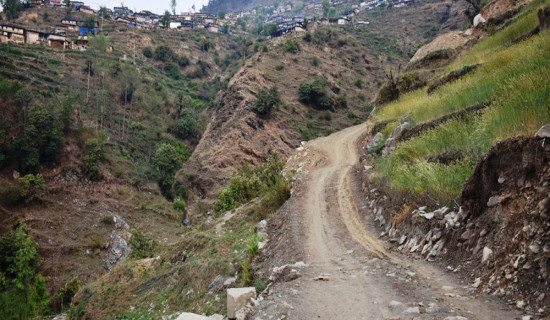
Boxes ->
[84,0,210,14]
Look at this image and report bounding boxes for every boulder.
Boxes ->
[175,313,224,320]
[208,275,225,293]
[366,132,384,153]
[176,313,208,320]
[227,287,256,319]
[382,116,413,157]
[106,231,131,270]
[482,246,493,264]
[473,14,486,27]
[535,124,550,138]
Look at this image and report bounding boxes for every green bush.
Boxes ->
[154,143,183,199]
[128,227,158,259]
[312,57,320,67]
[143,46,153,58]
[18,174,45,203]
[83,133,105,181]
[153,45,176,63]
[215,153,288,212]
[283,38,301,53]
[53,277,81,312]
[177,108,198,138]
[299,77,333,109]
[255,85,281,117]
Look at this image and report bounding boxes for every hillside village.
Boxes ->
[1,0,413,49]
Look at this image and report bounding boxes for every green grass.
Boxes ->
[372,19,550,204]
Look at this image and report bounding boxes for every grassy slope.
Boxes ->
[371,0,550,205]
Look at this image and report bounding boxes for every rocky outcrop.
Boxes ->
[362,131,550,316]
[382,116,413,157]
[227,287,257,319]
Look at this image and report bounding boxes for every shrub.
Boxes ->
[336,93,347,108]
[143,46,153,58]
[255,85,281,117]
[303,32,313,42]
[83,134,105,181]
[173,200,188,224]
[299,77,332,109]
[128,227,158,259]
[274,64,284,71]
[178,55,190,67]
[18,173,45,203]
[16,104,63,174]
[283,38,301,53]
[101,216,114,224]
[177,108,198,139]
[153,45,176,62]
[154,143,183,199]
[53,277,81,312]
[312,57,320,67]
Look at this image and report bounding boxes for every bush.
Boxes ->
[154,143,183,199]
[214,153,288,212]
[128,227,158,259]
[303,32,313,42]
[299,77,333,109]
[255,85,281,117]
[312,57,320,67]
[18,173,45,203]
[16,104,63,174]
[178,55,190,68]
[53,277,81,312]
[153,45,176,63]
[83,134,105,181]
[283,38,301,53]
[177,108,198,138]
[143,46,153,58]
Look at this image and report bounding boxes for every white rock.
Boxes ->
[516,300,525,309]
[482,247,493,264]
[176,313,208,320]
[444,317,468,320]
[528,244,539,254]
[403,306,420,314]
[473,13,486,27]
[208,315,224,320]
[227,287,256,319]
[522,316,532,320]
[389,300,402,308]
[472,277,482,288]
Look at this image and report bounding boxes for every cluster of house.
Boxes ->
[0,24,70,48]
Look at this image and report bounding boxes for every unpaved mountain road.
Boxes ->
[254,124,521,320]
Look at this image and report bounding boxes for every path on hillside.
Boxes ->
[254,124,520,320]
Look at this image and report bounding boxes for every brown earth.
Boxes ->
[253,123,521,319]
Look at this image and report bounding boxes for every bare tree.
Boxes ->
[171,0,177,15]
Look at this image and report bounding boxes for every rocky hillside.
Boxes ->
[359,0,550,315]
[180,0,469,208]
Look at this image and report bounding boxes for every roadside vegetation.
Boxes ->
[371,0,550,205]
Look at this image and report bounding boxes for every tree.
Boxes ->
[177,108,198,138]
[255,85,281,117]
[0,224,50,319]
[218,11,225,19]
[98,6,110,19]
[3,0,22,20]
[322,0,330,17]
[83,134,105,181]
[16,104,63,174]
[170,0,177,15]
[154,143,183,199]
[161,10,171,27]
[63,0,71,16]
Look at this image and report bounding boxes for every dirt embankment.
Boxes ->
[360,133,550,316]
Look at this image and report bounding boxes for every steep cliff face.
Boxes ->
[178,62,302,201]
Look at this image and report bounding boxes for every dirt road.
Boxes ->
[255,124,521,320]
